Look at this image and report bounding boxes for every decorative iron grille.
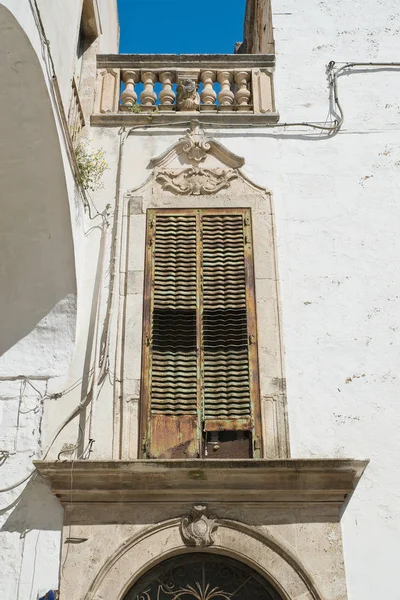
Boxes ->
[123,553,282,600]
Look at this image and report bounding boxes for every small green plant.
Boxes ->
[128,102,142,113]
[75,141,108,192]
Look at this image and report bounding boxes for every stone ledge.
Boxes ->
[97,53,276,70]
[34,458,368,506]
[91,112,281,127]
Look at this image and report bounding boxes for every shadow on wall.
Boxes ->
[0,5,77,375]
[0,475,63,535]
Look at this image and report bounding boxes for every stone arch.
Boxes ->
[85,519,323,600]
[0,5,77,375]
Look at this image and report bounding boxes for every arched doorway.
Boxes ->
[123,553,283,600]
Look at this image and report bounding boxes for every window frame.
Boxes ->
[140,207,262,459]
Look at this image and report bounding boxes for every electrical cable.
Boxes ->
[28,0,91,208]
[2,57,399,493]
[120,61,400,137]
[0,375,96,494]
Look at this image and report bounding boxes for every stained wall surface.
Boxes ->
[85,0,400,594]
[1,1,400,600]
[0,1,118,599]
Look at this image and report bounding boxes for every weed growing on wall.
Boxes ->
[128,102,142,113]
[75,140,108,191]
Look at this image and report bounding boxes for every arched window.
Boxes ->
[123,553,283,600]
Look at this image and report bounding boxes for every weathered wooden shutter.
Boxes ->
[143,213,200,459]
[202,213,255,458]
[141,209,261,459]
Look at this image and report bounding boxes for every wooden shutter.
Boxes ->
[141,209,261,459]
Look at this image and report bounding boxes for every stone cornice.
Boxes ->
[91,113,280,127]
[34,458,368,506]
[96,53,276,70]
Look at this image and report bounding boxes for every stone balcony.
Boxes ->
[92,54,279,126]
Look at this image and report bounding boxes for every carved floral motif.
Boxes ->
[180,505,218,547]
[156,167,238,195]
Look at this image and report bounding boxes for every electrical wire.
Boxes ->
[2,60,400,493]
[118,61,400,138]
[28,0,91,209]
[0,367,97,494]
[0,390,92,494]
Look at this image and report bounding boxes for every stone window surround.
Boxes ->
[114,129,289,460]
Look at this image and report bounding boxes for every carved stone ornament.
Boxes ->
[180,505,218,547]
[180,122,212,163]
[156,167,238,195]
[148,121,245,169]
[176,79,200,111]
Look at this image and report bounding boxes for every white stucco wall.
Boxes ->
[0,2,118,599]
[1,0,399,599]
[268,3,400,598]
[98,0,120,53]
[35,0,119,108]
[81,0,400,594]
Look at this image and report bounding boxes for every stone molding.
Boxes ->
[155,167,238,195]
[34,458,368,505]
[180,505,218,547]
[80,517,324,600]
[95,68,120,114]
[91,112,280,126]
[97,53,276,70]
[148,122,245,168]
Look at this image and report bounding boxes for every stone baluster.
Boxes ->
[217,71,234,111]
[234,71,252,111]
[159,72,176,111]
[121,70,139,107]
[200,70,217,111]
[140,71,157,109]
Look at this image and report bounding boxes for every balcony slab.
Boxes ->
[34,458,368,506]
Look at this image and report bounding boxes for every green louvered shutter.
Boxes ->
[141,209,261,459]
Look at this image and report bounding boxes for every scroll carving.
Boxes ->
[180,505,218,547]
[156,167,238,195]
[180,122,212,163]
[149,122,245,169]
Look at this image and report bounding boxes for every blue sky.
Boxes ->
[117,0,246,54]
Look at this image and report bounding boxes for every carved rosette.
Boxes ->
[180,505,218,547]
[156,167,238,195]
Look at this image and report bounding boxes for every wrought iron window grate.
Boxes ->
[123,553,282,600]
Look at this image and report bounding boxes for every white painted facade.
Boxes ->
[1,1,399,600]
[0,1,119,598]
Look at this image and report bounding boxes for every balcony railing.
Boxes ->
[68,77,85,143]
[93,54,279,125]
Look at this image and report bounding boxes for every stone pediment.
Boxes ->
[149,121,245,169]
[136,121,267,197]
